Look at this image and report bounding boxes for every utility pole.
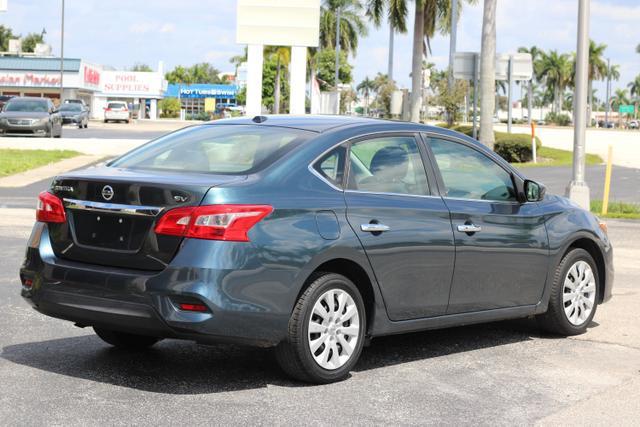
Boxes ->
[447,0,458,124]
[59,0,65,104]
[387,20,394,81]
[605,57,611,125]
[567,0,590,210]
[334,5,341,114]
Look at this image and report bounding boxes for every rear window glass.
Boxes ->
[108,103,126,109]
[110,124,314,174]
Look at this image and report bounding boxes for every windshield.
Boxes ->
[5,100,48,112]
[110,124,314,174]
[60,104,82,111]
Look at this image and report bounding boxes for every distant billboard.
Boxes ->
[236,0,320,47]
[0,0,7,12]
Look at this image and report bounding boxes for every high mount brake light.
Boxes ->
[154,204,273,242]
[36,191,66,223]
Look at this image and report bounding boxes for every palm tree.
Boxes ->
[479,0,496,148]
[365,0,409,81]
[265,46,291,114]
[518,46,543,124]
[357,76,375,115]
[585,40,608,124]
[538,50,572,113]
[319,0,368,57]
[409,0,461,123]
[628,75,640,119]
[610,88,629,111]
[229,47,248,76]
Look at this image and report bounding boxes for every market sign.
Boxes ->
[101,71,165,97]
[82,65,101,88]
[0,72,61,87]
[619,105,634,114]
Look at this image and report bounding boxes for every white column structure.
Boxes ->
[150,99,157,119]
[246,44,264,117]
[289,46,307,115]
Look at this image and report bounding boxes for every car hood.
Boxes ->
[0,111,49,119]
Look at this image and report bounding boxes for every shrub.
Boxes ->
[494,133,542,163]
[159,97,181,118]
[435,123,541,163]
[545,112,572,126]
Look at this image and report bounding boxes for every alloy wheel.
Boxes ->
[563,260,596,326]
[307,289,360,370]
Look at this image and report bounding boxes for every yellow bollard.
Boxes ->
[601,145,613,215]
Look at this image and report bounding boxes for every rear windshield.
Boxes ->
[110,124,314,174]
[5,100,48,112]
[60,104,82,111]
[108,103,126,109]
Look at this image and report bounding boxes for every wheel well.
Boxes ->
[303,259,376,332]
[566,238,606,303]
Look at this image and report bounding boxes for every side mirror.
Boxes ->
[524,180,546,202]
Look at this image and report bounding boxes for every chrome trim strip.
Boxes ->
[345,189,441,200]
[62,198,164,217]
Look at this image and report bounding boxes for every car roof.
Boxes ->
[206,115,402,133]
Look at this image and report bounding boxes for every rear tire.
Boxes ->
[275,272,366,384]
[93,327,161,349]
[537,248,599,336]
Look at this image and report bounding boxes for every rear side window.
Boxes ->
[111,125,314,174]
[313,145,347,188]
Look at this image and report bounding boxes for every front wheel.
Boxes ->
[275,272,366,383]
[93,327,162,350]
[537,248,599,335]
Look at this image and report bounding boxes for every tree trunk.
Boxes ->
[410,0,424,123]
[479,0,496,149]
[388,21,394,81]
[274,58,281,114]
[587,79,593,126]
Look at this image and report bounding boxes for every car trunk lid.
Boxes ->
[47,166,245,271]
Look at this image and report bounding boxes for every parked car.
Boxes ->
[0,95,15,110]
[59,103,89,128]
[20,116,613,383]
[104,101,130,123]
[0,96,62,137]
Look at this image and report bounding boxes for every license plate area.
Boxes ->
[71,210,151,251]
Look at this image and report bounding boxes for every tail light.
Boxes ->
[154,204,273,242]
[37,191,66,223]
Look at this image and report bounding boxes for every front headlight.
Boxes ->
[0,118,7,125]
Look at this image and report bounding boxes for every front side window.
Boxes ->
[347,136,429,196]
[429,138,516,202]
[111,124,314,175]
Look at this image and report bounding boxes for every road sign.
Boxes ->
[495,53,533,81]
[453,52,477,80]
[619,105,634,114]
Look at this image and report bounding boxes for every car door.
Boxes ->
[344,133,455,320]
[425,135,549,314]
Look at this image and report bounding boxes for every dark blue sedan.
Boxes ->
[20,115,613,383]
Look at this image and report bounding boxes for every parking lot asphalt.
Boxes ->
[0,202,638,424]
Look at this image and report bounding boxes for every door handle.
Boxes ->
[361,223,390,233]
[457,224,482,233]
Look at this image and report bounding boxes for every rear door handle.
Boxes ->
[361,223,390,233]
[457,224,482,233]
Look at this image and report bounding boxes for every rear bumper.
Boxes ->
[20,223,294,347]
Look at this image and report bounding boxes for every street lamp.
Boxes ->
[567,0,590,209]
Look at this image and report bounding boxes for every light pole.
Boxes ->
[567,0,590,210]
[59,0,65,104]
[334,4,341,114]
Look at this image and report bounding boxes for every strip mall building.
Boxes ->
[0,56,166,119]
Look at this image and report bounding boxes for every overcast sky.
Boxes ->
[2,0,639,98]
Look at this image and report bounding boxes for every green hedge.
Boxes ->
[437,124,542,163]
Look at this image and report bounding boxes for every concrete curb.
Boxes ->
[0,154,105,188]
